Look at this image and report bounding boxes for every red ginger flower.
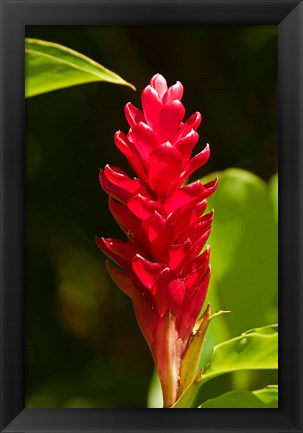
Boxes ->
[97,74,217,407]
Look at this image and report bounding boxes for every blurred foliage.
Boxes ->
[25,25,277,408]
[203,169,278,342]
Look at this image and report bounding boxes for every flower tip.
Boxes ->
[114,130,122,138]
[162,81,184,103]
[204,143,210,154]
[191,112,202,129]
[203,177,218,198]
[150,73,167,86]
[95,236,105,248]
[97,237,114,250]
[150,73,161,81]
[132,252,143,262]
[203,303,212,320]
[150,74,169,99]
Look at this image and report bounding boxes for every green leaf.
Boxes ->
[25,38,135,97]
[172,325,278,408]
[199,385,278,408]
[201,169,278,343]
[254,384,278,405]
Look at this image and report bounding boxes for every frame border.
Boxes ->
[1,1,302,432]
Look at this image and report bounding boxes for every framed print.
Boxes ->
[0,0,302,432]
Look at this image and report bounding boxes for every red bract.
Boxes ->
[97,74,217,407]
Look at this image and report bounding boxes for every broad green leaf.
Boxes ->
[172,325,278,408]
[199,385,278,408]
[25,38,135,97]
[201,169,278,344]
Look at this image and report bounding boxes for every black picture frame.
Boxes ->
[0,0,302,432]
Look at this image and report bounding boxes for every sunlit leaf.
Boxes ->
[172,325,278,408]
[25,38,135,97]
[199,385,278,408]
[201,169,278,344]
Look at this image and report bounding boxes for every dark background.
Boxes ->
[25,25,278,408]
